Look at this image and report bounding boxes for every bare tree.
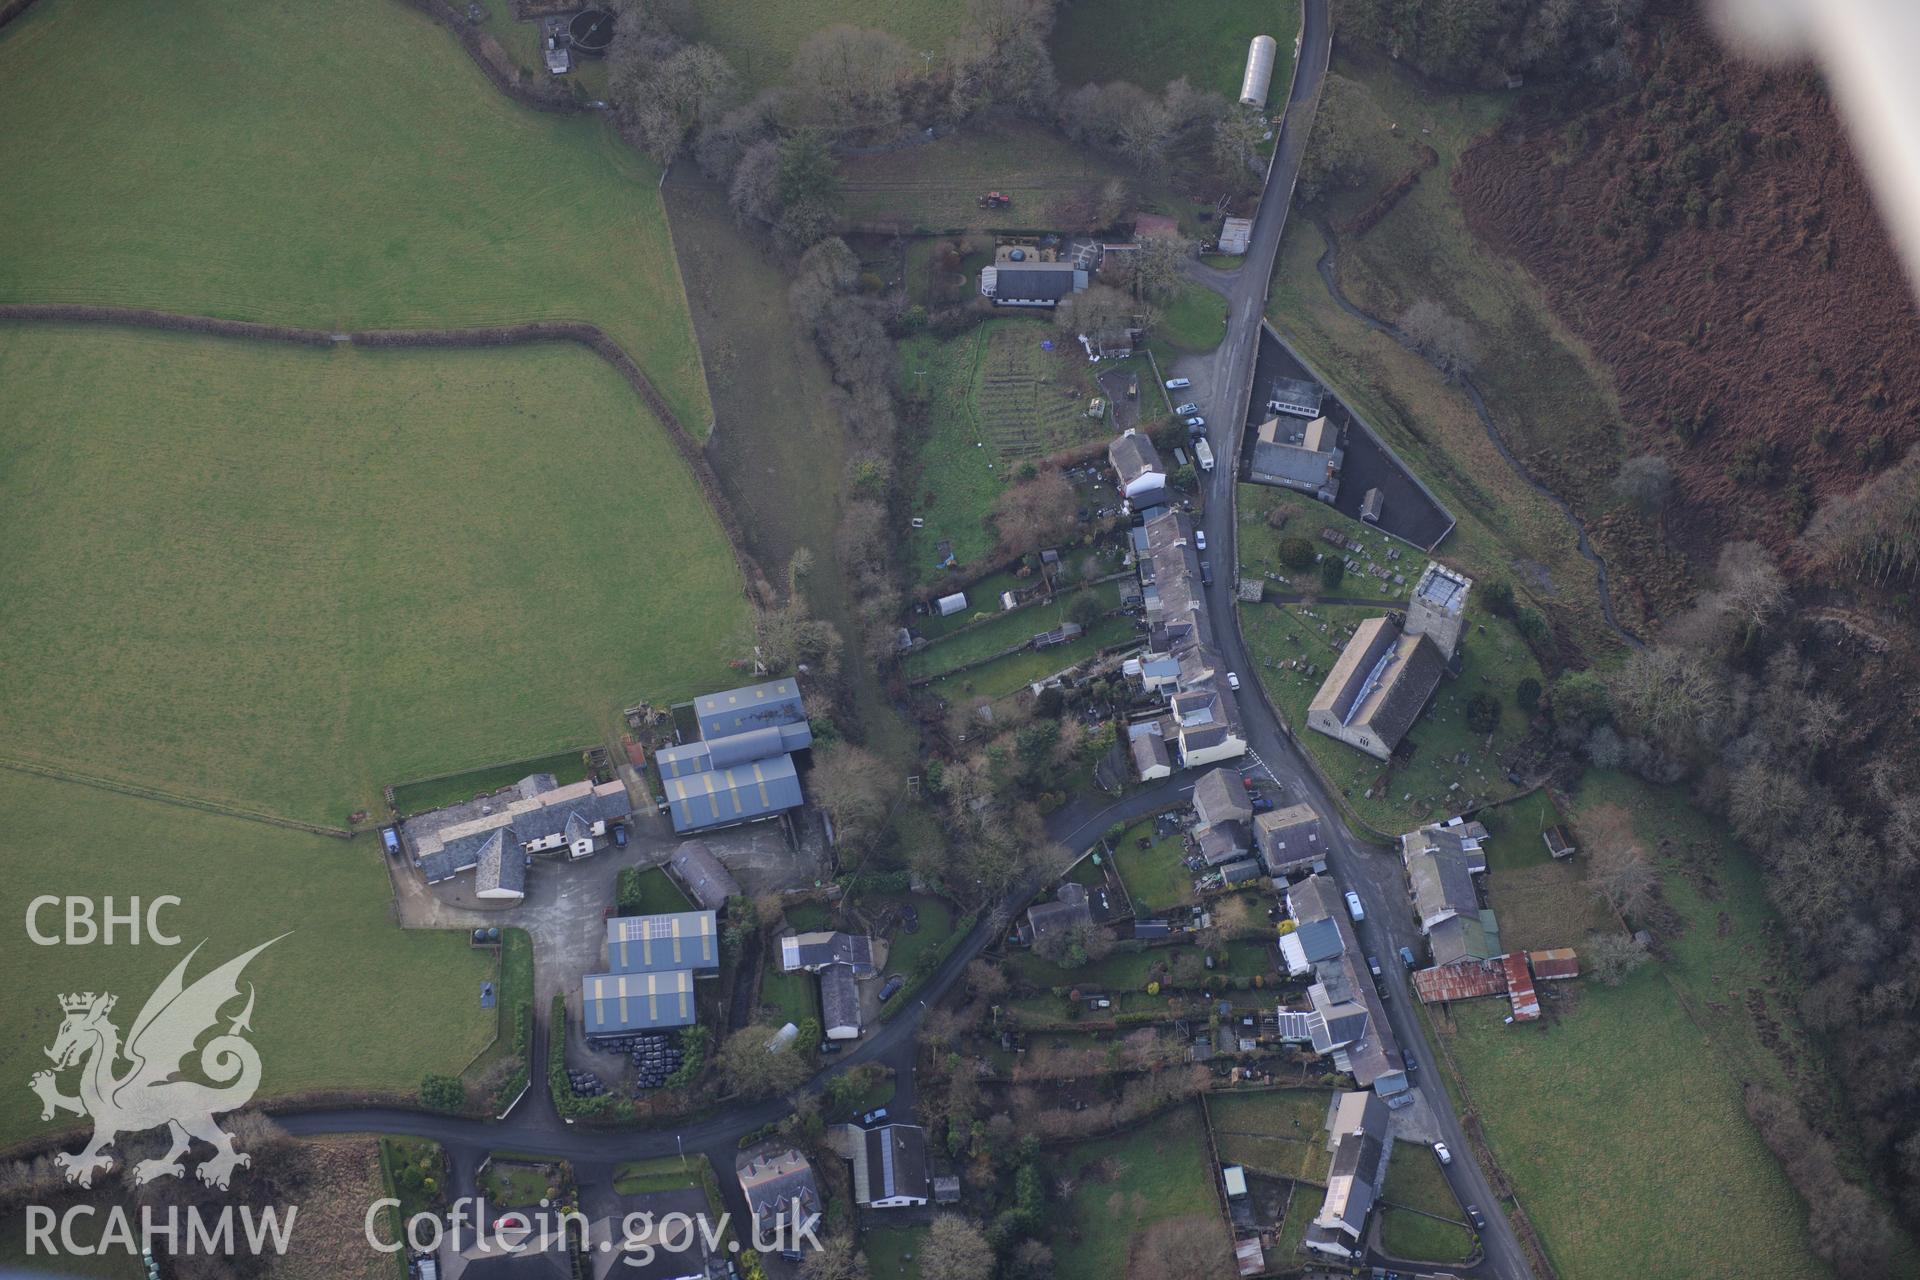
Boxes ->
[801,1236,868,1280]
[1710,541,1787,632]
[718,1024,812,1096]
[1399,299,1482,379]
[1214,107,1268,172]
[991,467,1078,554]
[1126,1214,1233,1280]
[1612,454,1674,516]
[791,25,911,127]
[1131,234,1193,303]
[1582,806,1657,919]
[810,745,898,857]
[1583,931,1651,985]
[1053,283,1133,337]
[921,1216,995,1280]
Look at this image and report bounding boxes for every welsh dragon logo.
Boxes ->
[29,938,284,1190]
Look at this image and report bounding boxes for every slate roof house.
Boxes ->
[736,1146,821,1245]
[414,776,633,902]
[1303,1091,1389,1259]
[1305,617,1446,761]
[1022,882,1093,945]
[781,931,879,1041]
[657,678,811,834]
[1256,803,1325,877]
[1193,767,1253,827]
[1401,821,1496,967]
[836,1123,931,1208]
[1283,875,1407,1097]
[1108,429,1166,503]
[1249,414,1343,503]
[978,259,1088,307]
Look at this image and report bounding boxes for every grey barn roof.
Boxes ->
[669,841,741,910]
[607,911,720,975]
[781,931,877,975]
[849,1124,930,1205]
[582,969,696,1038]
[664,752,803,833]
[821,965,861,1034]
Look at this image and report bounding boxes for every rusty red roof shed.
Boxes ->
[1528,948,1580,981]
[1501,952,1540,1020]
[1412,961,1507,1004]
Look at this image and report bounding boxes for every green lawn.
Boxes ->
[1235,485,1544,835]
[760,966,818,1027]
[907,583,1121,680]
[612,1155,702,1195]
[1053,1105,1225,1280]
[1427,772,1859,1279]
[0,0,708,429]
[0,771,496,1146]
[1209,1089,1336,1182]
[392,751,593,818]
[1477,789,1562,872]
[1380,1207,1476,1265]
[0,328,747,825]
[874,895,958,976]
[864,1225,928,1280]
[1382,1141,1462,1219]
[1110,820,1196,913]
[623,867,697,916]
[1054,0,1300,101]
[680,0,964,91]
[911,614,1138,700]
[480,1158,562,1209]
[1156,283,1230,353]
[466,927,534,1090]
[839,120,1170,234]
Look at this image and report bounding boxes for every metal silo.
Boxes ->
[1240,34,1278,107]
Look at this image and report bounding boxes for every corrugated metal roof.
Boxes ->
[1411,961,1508,1004]
[607,911,719,974]
[1529,948,1580,980]
[581,969,695,1036]
[665,752,803,832]
[1501,952,1540,1019]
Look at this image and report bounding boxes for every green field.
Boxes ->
[1110,820,1195,913]
[760,966,818,1026]
[392,751,593,818]
[681,0,964,91]
[1378,1143,1473,1263]
[840,120,1168,234]
[0,327,746,825]
[1054,0,1299,101]
[1156,284,1230,352]
[1476,788,1562,873]
[907,582,1121,680]
[0,0,708,429]
[1209,1089,1335,1183]
[865,1225,928,1280]
[1235,487,1543,835]
[612,1155,702,1195]
[1054,1105,1225,1280]
[1426,772,1858,1279]
[0,771,495,1146]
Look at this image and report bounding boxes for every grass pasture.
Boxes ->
[1053,1105,1225,1280]
[1157,284,1230,352]
[839,120,1165,234]
[392,751,592,818]
[681,0,964,92]
[1209,1089,1335,1183]
[0,771,496,1147]
[0,327,746,825]
[1378,1143,1473,1263]
[1425,772,1874,1279]
[0,0,709,428]
[1110,820,1195,913]
[1053,0,1300,101]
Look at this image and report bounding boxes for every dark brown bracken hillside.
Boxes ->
[1455,8,1920,570]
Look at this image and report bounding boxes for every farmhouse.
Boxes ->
[667,840,741,911]
[1305,617,1446,761]
[736,1145,821,1243]
[1256,803,1325,877]
[412,775,634,902]
[1107,429,1166,503]
[1249,415,1343,503]
[581,968,696,1042]
[834,1123,932,1208]
[657,678,811,834]
[781,930,880,1042]
[978,259,1087,308]
[1303,1091,1390,1259]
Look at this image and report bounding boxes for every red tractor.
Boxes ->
[976,191,1012,209]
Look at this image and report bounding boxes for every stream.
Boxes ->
[1310,220,1644,649]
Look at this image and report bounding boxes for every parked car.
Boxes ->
[1433,1141,1453,1166]
[1226,671,1240,690]
[878,975,905,1001]
[1400,945,1418,968]
[1165,377,1192,389]
[1174,402,1200,415]
[1195,529,1207,551]
[863,1107,889,1126]
[819,1040,842,1054]
[1345,891,1365,921]
[1403,1049,1418,1071]
[1466,1205,1488,1231]
[610,823,628,848]
[1250,795,1274,813]
[1367,955,1383,977]
[1184,416,1206,429]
